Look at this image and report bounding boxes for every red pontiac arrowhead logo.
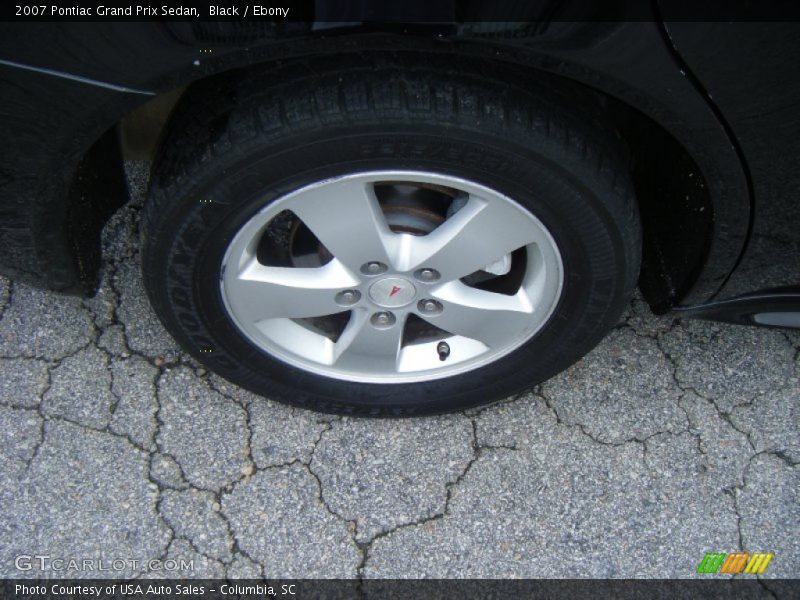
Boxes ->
[389,285,402,297]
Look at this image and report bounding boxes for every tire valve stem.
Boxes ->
[437,341,450,362]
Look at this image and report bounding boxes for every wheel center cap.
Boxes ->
[369,277,417,308]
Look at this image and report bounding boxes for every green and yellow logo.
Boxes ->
[696,552,773,575]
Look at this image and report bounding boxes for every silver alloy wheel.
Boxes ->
[220,171,563,383]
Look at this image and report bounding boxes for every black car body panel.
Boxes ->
[0,14,797,325]
[664,22,800,302]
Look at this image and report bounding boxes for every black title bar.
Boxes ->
[3,579,800,600]
[4,0,800,22]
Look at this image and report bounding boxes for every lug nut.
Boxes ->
[335,289,361,306]
[418,299,443,314]
[371,311,396,328]
[361,261,388,275]
[414,268,440,282]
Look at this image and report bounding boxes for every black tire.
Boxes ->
[142,54,640,417]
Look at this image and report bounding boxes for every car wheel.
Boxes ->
[142,55,640,416]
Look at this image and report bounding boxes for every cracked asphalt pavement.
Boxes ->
[0,162,797,580]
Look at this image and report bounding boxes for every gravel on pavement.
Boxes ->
[0,162,796,582]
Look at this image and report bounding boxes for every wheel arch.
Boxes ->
[22,27,737,311]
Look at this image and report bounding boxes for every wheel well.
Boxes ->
[603,95,713,313]
[112,49,712,312]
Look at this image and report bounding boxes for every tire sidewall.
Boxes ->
[145,126,631,416]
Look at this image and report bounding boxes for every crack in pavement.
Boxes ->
[652,324,800,570]
[653,327,755,556]
[0,279,12,323]
[305,421,365,573]
[351,417,518,578]
[87,232,270,573]
[22,341,97,470]
[539,389,658,466]
[2,270,796,580]
[150,393,262,573]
